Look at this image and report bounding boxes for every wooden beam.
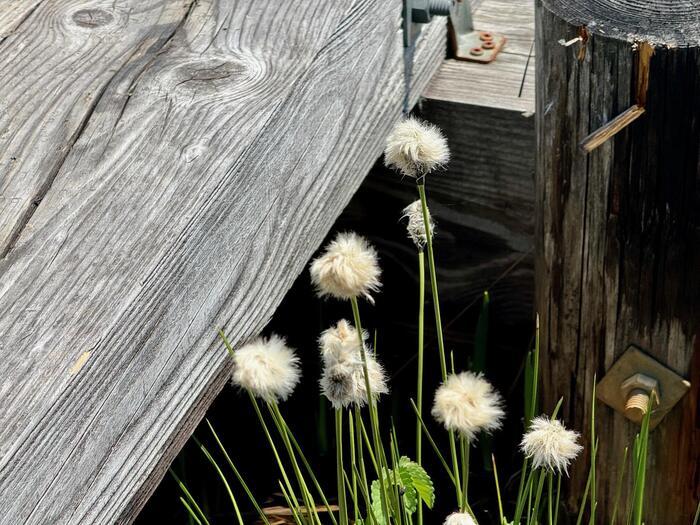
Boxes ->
[0,1,446,522]
[536,0,700,521]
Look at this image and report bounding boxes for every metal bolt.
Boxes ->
[469,46,483,56]
[620,373,659,424]
[411,0,454,23]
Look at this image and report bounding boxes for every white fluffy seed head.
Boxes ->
[402,200,435,249]
[231,334,301,402]
[520,416,583,474]
[318,319,366,364]
[310,232,381,303]
[432,371,505,441]
[320,352,388,409]
[384,116,450,178]
[443,512,478,525]
[318,320,388,408]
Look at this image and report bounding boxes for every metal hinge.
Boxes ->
[404,0,506,63]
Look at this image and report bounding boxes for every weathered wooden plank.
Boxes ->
[0,1,446,523]
[424,0,534,112]
[536,0,700,521]
[0,1,44,42]
[0,0,193,258]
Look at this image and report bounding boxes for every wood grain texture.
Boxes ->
[536,1,700,522]
[0,0,194,258]
[0,1,446,523]
[424,0,534,112]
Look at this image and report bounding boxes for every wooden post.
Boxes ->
[535,0,700,522]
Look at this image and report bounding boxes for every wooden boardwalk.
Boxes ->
[0,2,445,523]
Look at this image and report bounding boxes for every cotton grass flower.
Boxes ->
[310,232,381,303]
[443,512,477,525]
[231,334,301,402]
[402,199,434,249]
[384,116,450,178]
[520,416,583,474]
[320,354,388,409]
[318,319,388,408]
[318,319,365,364]
[432,371,505,441]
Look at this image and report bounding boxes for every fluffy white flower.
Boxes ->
[318,319,366,365]
[384,116,450,178]
[520,416,583,474]
[444,512,477,525]
[318,320,388,408]
[320,353,388,409]
[231,334,301,402]
[310,232,381,303]
[402,200,435,249]
[432,371,505,440]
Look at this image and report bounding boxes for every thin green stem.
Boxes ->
[416,250,425,525]
[553,475,561,525]
[205,420,271,525]
[409,399,456,484]
[350,296,391,522]
[610,446,628,525]
[268,403,320,524]
[460,437,470,512]
[547,471,553,525]
[170,470,210,525]
[195,439,244,525]
[335,410,349,525]
[417,182,462,506]
[492,454,505,525]
[416,183,447,378]
[514,467,536,525]
[348,411,359,522]
[527,469,546,525]
[247,393,301,517]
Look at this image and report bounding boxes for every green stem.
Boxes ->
[335,410,348,525]
[553,474,561,525]
[527,469,546,525]
[416,250,425,525]
[460,437,470,512]
[417,183,462,506]
[348,411,359,522]
[350,297,390,522]
[248,392,301,517]
[268,403,320,524]
[547,471,553,525]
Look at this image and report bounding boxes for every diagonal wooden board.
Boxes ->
[0,1,446,523]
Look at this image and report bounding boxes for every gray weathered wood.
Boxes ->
[0,1,446,523]
[0,0,193,258]
[536,1,700,522]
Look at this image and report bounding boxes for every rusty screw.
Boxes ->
[482,41,495,49]
[479,31,493,41]
[620,373,659,423]
[469,46,483,56]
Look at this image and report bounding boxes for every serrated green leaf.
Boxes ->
[398,457,435,509]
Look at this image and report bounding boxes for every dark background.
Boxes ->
[137,159,534,524]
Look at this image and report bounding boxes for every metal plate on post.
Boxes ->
[596,345,691,430]
[453,29,507,63]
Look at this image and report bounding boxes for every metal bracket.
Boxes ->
[404,0,453,47]
[449,0,506,62]
[596,345,691,429]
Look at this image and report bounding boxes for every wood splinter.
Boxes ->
[580,104,645,152]
[580,41,654,153]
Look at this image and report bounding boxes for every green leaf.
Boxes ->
[398,457,435,509]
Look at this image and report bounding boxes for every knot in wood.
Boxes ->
[71,8,115,29]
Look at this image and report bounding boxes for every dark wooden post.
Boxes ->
[535,0,700,522]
